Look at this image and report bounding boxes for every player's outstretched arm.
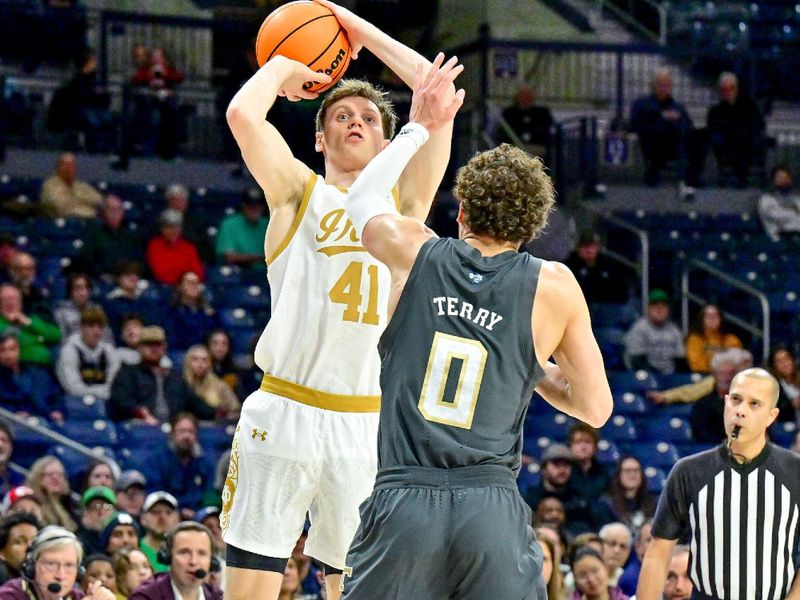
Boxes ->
[315,0,459,220]
[226,56,330,211]
[533,263,612,429]
[636,537,678,600]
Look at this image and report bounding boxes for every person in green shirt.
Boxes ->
[139,491,180,574]
[0,284,60,366]
[214,188,269,270]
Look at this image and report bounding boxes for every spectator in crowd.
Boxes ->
[82,462,117,494]
[182,346,239,420]
[533,495,586,545]
[758,164,800,241]
[138,492,179,574]
[7,254,51,318]
[109,326,212,423]
[131,45,151,75]
[162,185,212,265]
[215,188,269,270]
[112,547,152,599]
[767,346,800,422]
[24,457,78,531]
[685,303,742,374]
[706,72,765,188]
[0,236,18,286]
[114,472,147,522]
[660,545,693,600]
[623,289,685,375]
[53,273,112,342]
[130,47,185,159]
[599,456,656,532]
[570,546,629,600]
[145,211,204,287]
[617,520,653,597]
[129,522,221,600]
[0,285,60,366]
[103,262,160,338]
[0,525,115,600]
[630,69,705,189]
[39,153,102,219]
[599,522,633,587]
[497,84,554,159]
[80,195,144,282]
[164,273,219,352]
[0,330,64,422]
[277,557,310,600]
[56,307,120,400]
[204,330,243,399]
[115,315,145,367]
[538,535,563,600]
[81,554,117,596]
[148,413,215,518]
[0,513,41,585]
[689,349,740,443]
[647,347,752,406]
[1,487,43,521]
[75,487,116,556]
[0,424,23,497]
[100,512,140,555]
[568,423,611,503]
[46,48,113,154]
[565,231,633,305]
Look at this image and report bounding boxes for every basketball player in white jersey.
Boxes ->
[220,3,464,598]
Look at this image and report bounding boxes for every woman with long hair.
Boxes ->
[599,456,656,532]
[540,535,565,600]
[571,547,629,600]
[112,547,153,599]
[81,460,120,494]
[25,456,78,531]
[767,346,800,423]
[685,303,743,373]
[182,344,240,419]
[205,329,244,398]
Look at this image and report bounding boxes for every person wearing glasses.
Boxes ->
[0,525,114,600]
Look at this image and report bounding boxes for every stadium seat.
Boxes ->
[657,372,704,389]
[219,284,270,309]
[656,403,693,418]
[596,439,621,465]
[59,419,118,447]
[50,445,116,478]
[644,466,667,494]
[197,423,235,452]
[218,308,256,330]
[769,421,797,448]
[517,463,541,497]
[522,436,553,461]
[229,329,259,354]
[207,265,242,287]
[629,441,681,470]
[117,421,169,447]
[64,395,107,420]
[117,447,163,483]
[537,413,574,442]
[607,370,659,395]
[642,416,693,443]
[602,415,638,442]
[613,392,648,416]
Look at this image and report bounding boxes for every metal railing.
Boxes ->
[603,0,668,44]
[586,207,650,314]
[680,260,771,363]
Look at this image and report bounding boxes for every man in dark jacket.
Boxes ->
[0,331,64,423]
[79,195,144,281]
[129,522,222,600]
[108,326,213,423]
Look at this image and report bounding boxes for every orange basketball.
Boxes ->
[255,1,351,94]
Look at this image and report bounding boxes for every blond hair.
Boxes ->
[315,79,398,138]
[25,456,77,532]
[182,345,240,414]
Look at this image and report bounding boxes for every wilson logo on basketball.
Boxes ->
[303,48,347,91]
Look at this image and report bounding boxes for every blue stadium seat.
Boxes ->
[607,370,659,395]
[676,442,716,458]
[657,372,704,389]
[629,441,681,470]
[644,466,667,494]
[10,417,53,457]
[64,395,107,420]
[537,413,574,442]
[207,265,242,287]
[230,329,259,354]
[596,439,621,465]
[219,285,270,309]
[769,421,797,448]
[218,308,256,331]
[197,424,235,452]
[642,416,693,443]
[613,392,648,416]
[522,436,553,461]
[602,415,639,442]
[590,303,637,329]
[117,447,163,483]
[117,421,169,448]
[656,403,693,419]
[59,419,118,447]
[596,327,626,370]
[517,464,541,497]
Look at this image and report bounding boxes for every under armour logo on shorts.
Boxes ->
[251,428,268,441]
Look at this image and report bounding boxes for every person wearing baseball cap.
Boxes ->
[115,470,146,521]
[1,487,42,521]
[75,487,117,556]
[623,288,686,375]
[100,512,140,555]
[139,492,179,573]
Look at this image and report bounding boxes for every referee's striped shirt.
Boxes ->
[652,443,800,600]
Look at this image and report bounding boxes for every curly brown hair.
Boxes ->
[315,79,398,138]
[454,144,555,243]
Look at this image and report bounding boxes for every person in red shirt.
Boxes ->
[145,210,204,286]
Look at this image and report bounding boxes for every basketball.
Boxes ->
[255,1,351,94]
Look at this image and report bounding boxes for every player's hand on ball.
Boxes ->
[409,53,466,133]
[313,0,368,60]
[270,56,332,101]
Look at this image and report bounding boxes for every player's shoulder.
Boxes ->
[536,260,583,302]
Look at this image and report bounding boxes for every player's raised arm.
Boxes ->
[533,262,613,429]
[226,56,330,211]
[345,56,465,271]
[315,0,458,220]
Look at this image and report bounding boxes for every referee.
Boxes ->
[637,368,800,600]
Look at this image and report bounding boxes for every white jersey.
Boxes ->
[253,173,394,410]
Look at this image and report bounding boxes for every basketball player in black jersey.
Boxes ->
[337,61,613,599]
